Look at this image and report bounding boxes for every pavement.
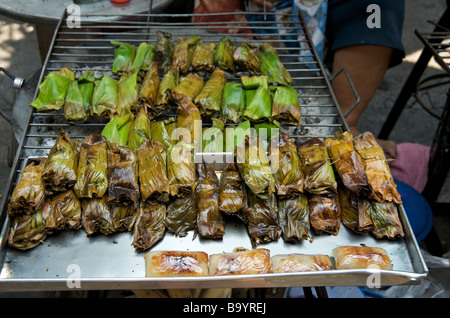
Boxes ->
[0,0,449,297]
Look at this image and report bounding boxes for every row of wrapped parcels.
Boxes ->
[7,128,404,251]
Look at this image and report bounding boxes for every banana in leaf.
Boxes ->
[155,31,174,74]
[74,135,108,199]
[101,113,132,146]
[222,82,245,123]
[41,192,74,233]
[202,118,225,153]
[136,140,170,203]
[194,68,227,116]
[81,196,116,235]
[30,67,75,112]
[91,75,118,118]
[138,62,160,114]
[242,85,272,122]
[367,199,404,240]
[195,162,225,239]
[324,130,369,195]
[170,73,204,104]
[46,189,82,230]
[155,67,179,114]
[278,194,310,242]
[233,43,260,75]
[338,185,374,234]
[111,40,137,75]
[164,192,196,237]
[308,193,341,236]
[107,142,140,205]
[150,117,177,150]
[171,35,201,73]
[176,96,202,143]
[219,163,248,216]
[192,42,216,73]
[8,159,46,215]
[224,120,251,152]
[259,42,292,85]
[241,75,268,89]
[64,70,95,123]
[128,107,152,152]
[167,141,197,197]
[132,202,166,251]
[297,137,337,195]
[111,203,138,232]
[8,210,48,250]
[353,132,402,204]
[214,37,236,73]
[131,42,155,77]
[269,132,304,197]
[117,70,140,115]
[42,130,79,194]
[271,85,301,125]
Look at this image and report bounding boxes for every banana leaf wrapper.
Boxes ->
[308,193,341,236]
[259,42,292,85]
[338,185,374,234]
[42,130,79,194]
[242,192,282,246]
[64,70,95,123]
[233,43,260,75]
[236,136,275,199]
[195,162,225,239]
[8,159,46,215]
[324,130,369,195]
[214,37,236,73]
[366,200,404,240]
[155,31,174,74]
[111,40,137,75]
[176,96,202,143]
[91,75,118,117]
[150,117,177,150]
[107,142,140,205]
[278,194,310,242]
[101,113,132,146]
[111,203,138,232]
[167,141,197,197]
[164,192,196,237]
[202,118,225,153]
[81,197,116,235]
[156,68,179,114]
[170,73,204,104]
[222,82,245,123]
[30,67,75,112]
[194,68,226,116]
[192,42,216,73]
[271,85,301,125]
[353,132,402,204]
[224,120,251,152]
[117,70,140,115]
[128,107,152,152]
[269,132,304,197]
[136,140,170,203]
[74,135,108,199]
[254,121,281,152]
[241,75,268,89]
[219,163,248,215]
[242,85,272,122]
[132,202,166,251]
[138,62,160,114]
[297,138,337,195]
[46,189,82,230]
[171,35,201,73]
[131,42,155,77]
[8,210,48,250]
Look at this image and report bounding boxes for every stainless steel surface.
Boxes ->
[0,10,428,291]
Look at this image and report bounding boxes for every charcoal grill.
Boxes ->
[0,9,428,292]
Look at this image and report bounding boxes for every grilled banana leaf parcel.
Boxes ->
[278,194,310,242]
[308,193,341,236]
[222,82,245,123]
[91,75,118,118]
[155,31,174,74]
[30,67,75,112]
[131,42,155,77]
[241,75,268,89]
[297,138,337,195]
[42,130,79,193]
[74,135,108,199]
[167,141,197,197]
[324,130,369,195]
[8,159,46,215]
[270,132,304,197]
[156,68,178,114]
[214,37,236,73]
[81,196,116,235]
[132,202,166,251]
[117,70,140,115]
[101,113,132,146]
[111,203,138,232]
[151,117,177,150]
[107,142,140,205]
[202,118,225,153]
[170,73,204,104]
[111,40,137,75]
[259,42,292,85]
[64,70,95,123]
[242,85,272,122]
[192,42,216,73]
[271,85,301,125]
[176,96,202,143]
[136,140,170,203]
[138,62,160,113]
[367,200,404,240]
[233,43,260,75]
[338,185,374,234]
[46,189,82,230]
[8,210,48,250]
[128,107,152,152]
[353,132,402,204]
[171,35,201,73]
[195,162,224,239]
[194,68,227,116]
[219,163,247,215]
[164,192,196,237]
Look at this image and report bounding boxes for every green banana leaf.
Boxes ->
[131,42,155,76]
[194,68,227,116]
[259,42,292,85]
[156,67,178,113]
[64,70,95,123]
[214,37,236,73]
[128,107,151,152]
[221,82,245,123]
[233,43,260,75]
[243,85,272,122]
[150,117,177,150]
[170,73,204,104]
[241,75,268,89]
[91,75,118,117]
[101,113,132,146]
[202,118,225,153]
[117,70,140,116]
[271,85,301,125]
[111,40,137,75]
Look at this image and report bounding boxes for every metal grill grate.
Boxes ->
[415,29,450,75]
